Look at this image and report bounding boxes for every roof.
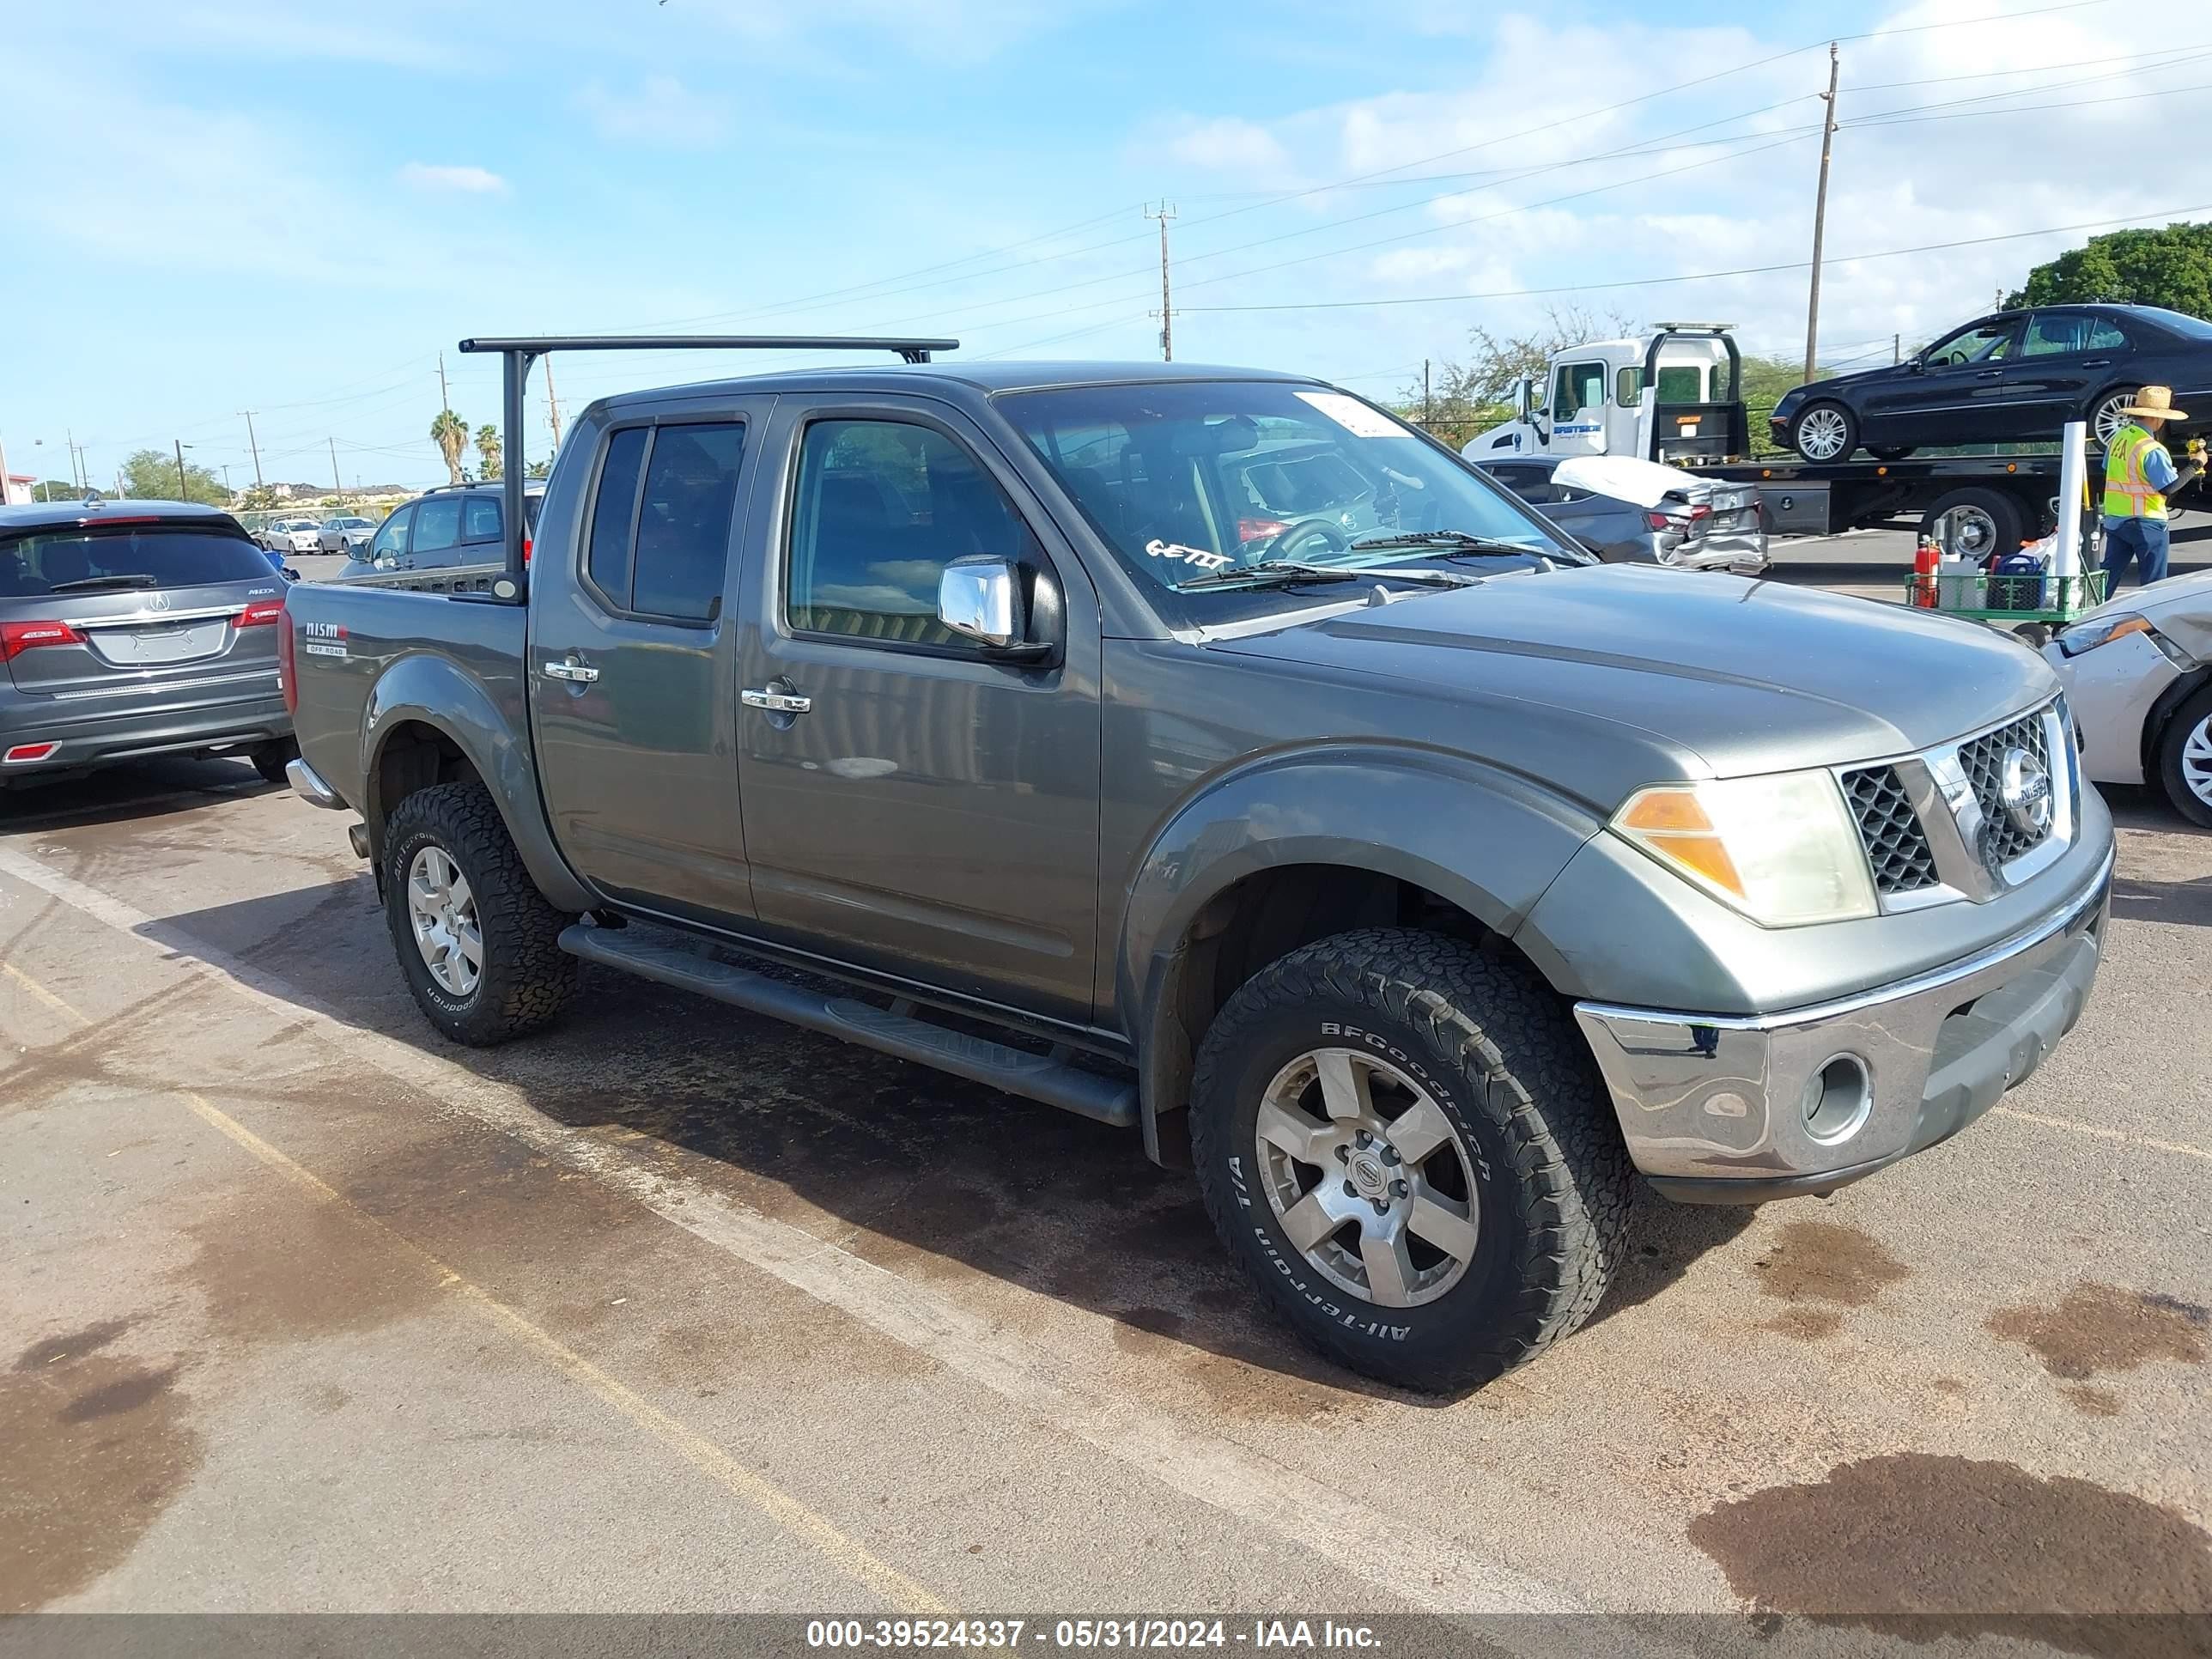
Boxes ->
[597,357,1320,410]
[0,498,244,533]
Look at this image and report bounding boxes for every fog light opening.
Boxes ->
[1802,1054,1872,1145]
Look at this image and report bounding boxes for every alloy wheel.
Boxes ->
[407,845,483,998]
[1252,1047,1481,1310]
[2092,392,2135,448]
[1795,407,1850,461]
[2183,716,2212,809]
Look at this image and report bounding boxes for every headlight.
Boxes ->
[2055,612,2194,666]
[1612,771,1876,927]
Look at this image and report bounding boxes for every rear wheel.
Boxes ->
[1923,486,2026,562]
[2156,685,2212,830]
[1188,928,1632,1393]
[2090,386,2139,449]
[1790,402,1857,462]
[249,737,298,786]
[382,781,579,1044]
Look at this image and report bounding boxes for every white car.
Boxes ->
[262,517,323,556]
[317,514,375,554]
[2045,569,2212,826]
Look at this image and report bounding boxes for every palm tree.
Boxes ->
[474,423,502,482]
[430,410,468,485]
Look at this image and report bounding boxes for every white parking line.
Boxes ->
[0,843,1595,1620]
[1993,1105,2211,1163]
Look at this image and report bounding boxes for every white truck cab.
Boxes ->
[1464,325,1748,467]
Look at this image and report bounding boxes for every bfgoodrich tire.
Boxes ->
[382,781,579,1045]
[1188,928,1632,1392]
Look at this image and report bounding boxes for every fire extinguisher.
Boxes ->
[1912,535,1939,607]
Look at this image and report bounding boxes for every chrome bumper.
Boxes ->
[1572,847,2112,1203]
[287,756,347,811]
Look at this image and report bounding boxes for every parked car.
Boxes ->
[2045,568,2212,827]
[1773,303,2212,462]
[318,514,376,555]
[336,481,544,592]
[283,348,2111,1392]
[0,499,295,787]
[259,516,325,556]
[1478,453,1766,571]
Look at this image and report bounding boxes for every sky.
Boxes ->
[5,0,2208,494]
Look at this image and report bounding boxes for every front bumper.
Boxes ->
[1572,847,2112,1203]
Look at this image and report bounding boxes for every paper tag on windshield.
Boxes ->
[1295,391,1403,439]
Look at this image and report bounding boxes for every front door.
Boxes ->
[529,403,766,925]
[1877,318,2025,447]
[734,401,1102,1022]
[1547,360,1610,456]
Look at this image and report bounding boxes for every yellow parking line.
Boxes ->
[2,960,92,1026]
[1994,1104,2211,1164]
[175,1089,956,1616]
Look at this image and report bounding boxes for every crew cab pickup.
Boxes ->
[283,339,2113,1391]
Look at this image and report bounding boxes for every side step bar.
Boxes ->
[558,923,1138,1129]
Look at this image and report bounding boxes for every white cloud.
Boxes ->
[1166,117,1295,177]
[574,76,732,149]
[398,163,509,195]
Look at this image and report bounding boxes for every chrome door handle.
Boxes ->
[543,659,600,683]
[2081,359,2112,368]
[740,688,811,714]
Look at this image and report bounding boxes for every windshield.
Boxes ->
[0,525,276,597]
[1000,381,1573,609]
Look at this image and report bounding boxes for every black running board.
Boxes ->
[558,923,1138,1129]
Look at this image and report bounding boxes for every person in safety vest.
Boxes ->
[2101,386,2204,591]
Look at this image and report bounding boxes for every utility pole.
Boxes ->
[65,428,82,491]
[1145,202,1177,362]
[1893,332,1901,364]
[1802,42,1839,382]
[437,352,451,414]
[544,356,563,448]
[330,436,343,496]
[173,440,191,499]
[240,411,264,488]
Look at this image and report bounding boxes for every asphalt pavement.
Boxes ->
[2,565,2208,1646]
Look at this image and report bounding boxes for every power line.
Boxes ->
[1171,202,2212,314]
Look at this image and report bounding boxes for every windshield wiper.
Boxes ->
[1353,530,1548,556]
[1177,559,1480,592]
[46,574,161,593]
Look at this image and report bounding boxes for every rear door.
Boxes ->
[0,520,286,710]
[2013,310,2137,435]
[529,401,768,925]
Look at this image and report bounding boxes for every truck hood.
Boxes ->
[1207,564,2058,780]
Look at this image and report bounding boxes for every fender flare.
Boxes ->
[1111,745,1602,1160]
[360,653,595,914]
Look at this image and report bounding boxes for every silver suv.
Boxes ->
[0,500,295,787]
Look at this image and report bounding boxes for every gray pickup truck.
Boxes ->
[283,337,2113,1391]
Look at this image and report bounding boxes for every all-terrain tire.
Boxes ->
[2156,684,2212,830]
[250,737,299,786]
[382,781,579,1045]
[1188,927,1632,1393]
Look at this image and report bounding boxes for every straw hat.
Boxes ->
[2118,385,2189,422]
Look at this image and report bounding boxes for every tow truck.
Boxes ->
[1465,324,2075,560]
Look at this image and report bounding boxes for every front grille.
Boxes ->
[1958,708,2053,867]
[1842,764,1940,895]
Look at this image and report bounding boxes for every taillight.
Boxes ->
[276,603,299,716]
[1646,504,1714,534]
[1237,517,1292,544]
[0,620,85,663]
[237,599,286,627]
[521,537,532,564]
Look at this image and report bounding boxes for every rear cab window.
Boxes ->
[584,422,744,621]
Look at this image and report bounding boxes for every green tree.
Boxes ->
[475,423,503,481]
[238,483,283,512]
[2006,222,2212,316]
[430,409,470,486]
[525,458,550,480]
[119,447,228,504]
[32,479,82,502]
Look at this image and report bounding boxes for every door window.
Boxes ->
[462,495,503,544]
[581,422,744,620]
[586,427,650,605]
[412,496,463,558]
[1925,323,2013,368]
[785,419,1042,648]
[1485,464,1563,504]
[2087,318,2130,351]
[1552,362,1607,421]
[366,505,412,562]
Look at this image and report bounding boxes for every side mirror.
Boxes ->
[939,556,1026,650]
[1511,376,1534,421]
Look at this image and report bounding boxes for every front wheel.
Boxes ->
[1790,402,1857,462]
[1188,928,1632,1392]
[2157,685,2212,830]
[382,781,580,1045]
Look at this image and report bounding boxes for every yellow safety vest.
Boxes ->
[2103,422,2170,520]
